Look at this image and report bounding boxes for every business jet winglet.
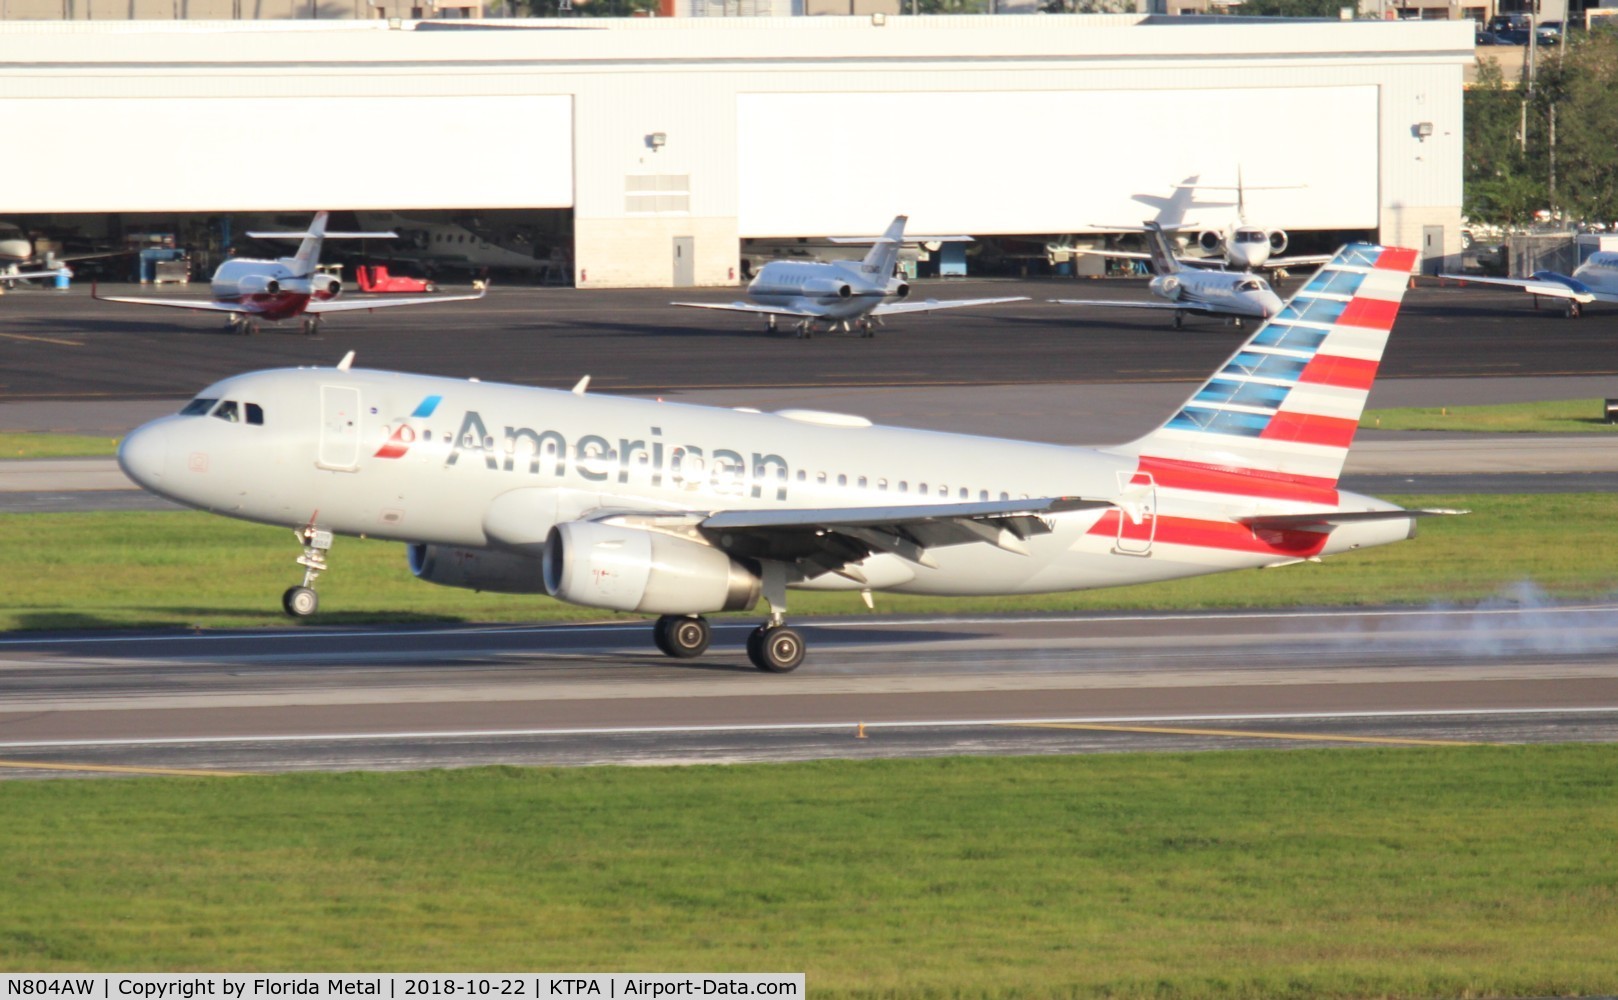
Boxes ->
[673,215,1026,337]
[118,241,1455,673]
[92,211,485,336]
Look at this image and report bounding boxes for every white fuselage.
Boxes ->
[1570,252,1618,295]
[745,259,903,323]
[119,367,1409,600]
[1150,267,1282,320]
[209,257,340,320]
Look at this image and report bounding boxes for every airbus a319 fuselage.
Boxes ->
[120,243,1446,673]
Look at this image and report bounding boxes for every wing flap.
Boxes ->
[304,287,485,314]
[1438,273,1595,302]
[671,301,823,318]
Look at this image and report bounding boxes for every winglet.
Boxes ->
[337,351,355,371]
[571,375,590,395]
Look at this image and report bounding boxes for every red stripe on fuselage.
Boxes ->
[1298,354,1379,391]
[1259,410,1359,449]
[1135,456,1340,505]
[1337,296,1399,331]
[215,292,313,322]
[1087,511,1328,557]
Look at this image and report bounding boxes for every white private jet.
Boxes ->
[1053,222,1284,328]
[1,220,125,285]
[1439,251,1618,318]
[672,215,1027,338]
[118,242,1455,673]
[93,212,485,336]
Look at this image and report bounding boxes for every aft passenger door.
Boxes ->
[318,384,362,471]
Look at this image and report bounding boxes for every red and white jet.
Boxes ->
[94,212,484,336]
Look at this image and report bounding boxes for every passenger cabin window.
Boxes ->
[180,398,218,416]
[245,403,264,426]
[212,400,239,423]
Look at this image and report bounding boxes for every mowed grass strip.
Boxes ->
[0,432,121,459]
[7,493,1617,631]
[2,747,1617,997]
[1360,398,1618,433]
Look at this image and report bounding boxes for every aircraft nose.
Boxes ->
[118,422,168,491]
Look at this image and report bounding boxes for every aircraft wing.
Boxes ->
[592,496,1113,580]
[0,269,60,284]
[1051,297,1232,315]
[670,301,825,319]
[1263,253,1334,270]
[1241,508,1467,531]
[869,296,1028,316]
[1437,272,1600,303]
[305,287,486,314]
[91,289,245,313]
[1068,247,1224,269]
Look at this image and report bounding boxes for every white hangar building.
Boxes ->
[0,14,1472,288]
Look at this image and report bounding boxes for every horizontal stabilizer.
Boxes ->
[247,230,399,240]
[1241,508,1467,530]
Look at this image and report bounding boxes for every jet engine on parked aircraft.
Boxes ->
[1267,230,1289,255]
[236,275,281,297]
[1151,275,1182,300]
[308,273,342,300]
[542,521,760,615]
[408,543,546,593]
[1198,230,1225,254]
[802,279,852,299]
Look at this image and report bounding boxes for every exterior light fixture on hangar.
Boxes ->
[0,13,1471,288]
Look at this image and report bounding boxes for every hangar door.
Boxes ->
[0,95,573,214]
[736,88,1379,238]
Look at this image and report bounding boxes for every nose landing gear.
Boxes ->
[282,524,333,618]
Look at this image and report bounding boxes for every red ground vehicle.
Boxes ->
[354,265,437,294]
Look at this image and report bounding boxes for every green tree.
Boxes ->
[1550,30,1618,224]
[1464,55,1546,225]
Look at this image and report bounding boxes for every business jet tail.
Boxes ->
[247,212,398,278]
[1112,242,1418,492]
[858,215,909,279]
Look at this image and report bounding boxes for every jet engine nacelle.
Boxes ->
[1267,230,1289,255]
[542,521,760,615]
[408,543,546,594]
[1151,275,1182,301]
[236,275,281,297]
[309,274,342,300]
[1197,230,1225,254]
[893,281,911,300]
[802,279,853,299]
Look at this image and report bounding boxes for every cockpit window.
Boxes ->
[1237,279,1265,292]
[180,398,218,416]
[246,403,264,426]
[213,400,240,423]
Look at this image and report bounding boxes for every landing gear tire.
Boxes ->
[282,585,319,618]
[301,316,320,337]
[747,624,805,673]
[1172,311,1184,330]
[1566,300,1583,319]
[653,615,711,659]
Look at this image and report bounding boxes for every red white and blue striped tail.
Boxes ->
[1112,243,1418,494]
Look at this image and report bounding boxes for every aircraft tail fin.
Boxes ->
[247,212,399,278]
[1111,243,1418,492]
[1141,222,1181,276]
[859,215,909,279]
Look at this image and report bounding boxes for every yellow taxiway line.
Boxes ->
[0,759,245,777]
[0,331,84,347]
[1013,722,1482,748]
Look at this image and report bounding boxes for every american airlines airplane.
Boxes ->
[1053,222,1284,328]
[672,215,1026,337]
[93,212,485,336]
[1439,251,1618,318]
[117,242,1450,673]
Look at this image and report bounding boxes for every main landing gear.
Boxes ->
[282,524,333,618]
[301,315,322,337]
[650,563,806,672]
[227,313,261,336]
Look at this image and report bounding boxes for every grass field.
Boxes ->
[6,493,1617,631]
[1360,398,1618,433]
[2,747,1616,996]
[0,432,121,459]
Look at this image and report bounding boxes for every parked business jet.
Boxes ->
[93,212,485,336]
[1,220,125,284]
[1439,251,1618,318]
[1054,222,1284,328]
[118,243,1451,673]
[672,215,1026,337]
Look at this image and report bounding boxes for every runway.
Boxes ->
[3,606,1616,777]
